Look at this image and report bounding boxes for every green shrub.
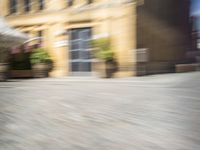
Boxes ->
[30,48,52,65]
[91,38,114,61]
[10,52,31,70]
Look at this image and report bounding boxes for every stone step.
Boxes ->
[176,63,200,73]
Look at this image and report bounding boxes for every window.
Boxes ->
[24,0,31,12]
[87,0,93,4]
[10,0,17,14]
[37,30,43,43]
[24,31,29,37]
[67,0,73,7]
[39,0,45,10]
[37,31,43,37]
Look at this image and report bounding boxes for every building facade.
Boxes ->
[0,0,137,77]
[137,0,192,74]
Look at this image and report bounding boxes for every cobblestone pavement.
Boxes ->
[0,72,200,150]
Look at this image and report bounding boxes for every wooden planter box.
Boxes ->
[10,70,33,78]
[0,63,9,81]
[94,60,118,78]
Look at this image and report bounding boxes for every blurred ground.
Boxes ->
[0,72,200,150]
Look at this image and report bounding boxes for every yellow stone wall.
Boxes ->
[0,0,137,77]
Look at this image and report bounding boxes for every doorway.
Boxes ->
[69,28,92,76]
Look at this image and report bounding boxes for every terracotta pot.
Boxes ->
[0,63,9,81]
[32,63,50,78]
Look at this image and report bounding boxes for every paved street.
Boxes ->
[0,72,200,150]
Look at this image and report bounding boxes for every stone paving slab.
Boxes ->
[0,72,200,150]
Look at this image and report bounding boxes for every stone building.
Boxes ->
[0,0,137,77]
[136,0,192,74]
[0,0,192,77]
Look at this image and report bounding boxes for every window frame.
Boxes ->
[39,0,45,10]
[9,0,17,14]
[24,0,31,12]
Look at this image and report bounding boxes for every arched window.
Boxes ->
[10,0,17,14]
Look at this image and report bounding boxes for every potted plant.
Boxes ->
[9,50,32,78]
[92,38,118,78]
[30,48,53,78]
[0,48,9,81]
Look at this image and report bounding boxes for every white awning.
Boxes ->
[0,17,28,48]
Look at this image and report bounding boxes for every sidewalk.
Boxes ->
[9,72,200,83]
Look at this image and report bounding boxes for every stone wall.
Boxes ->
[137,0,192,75]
